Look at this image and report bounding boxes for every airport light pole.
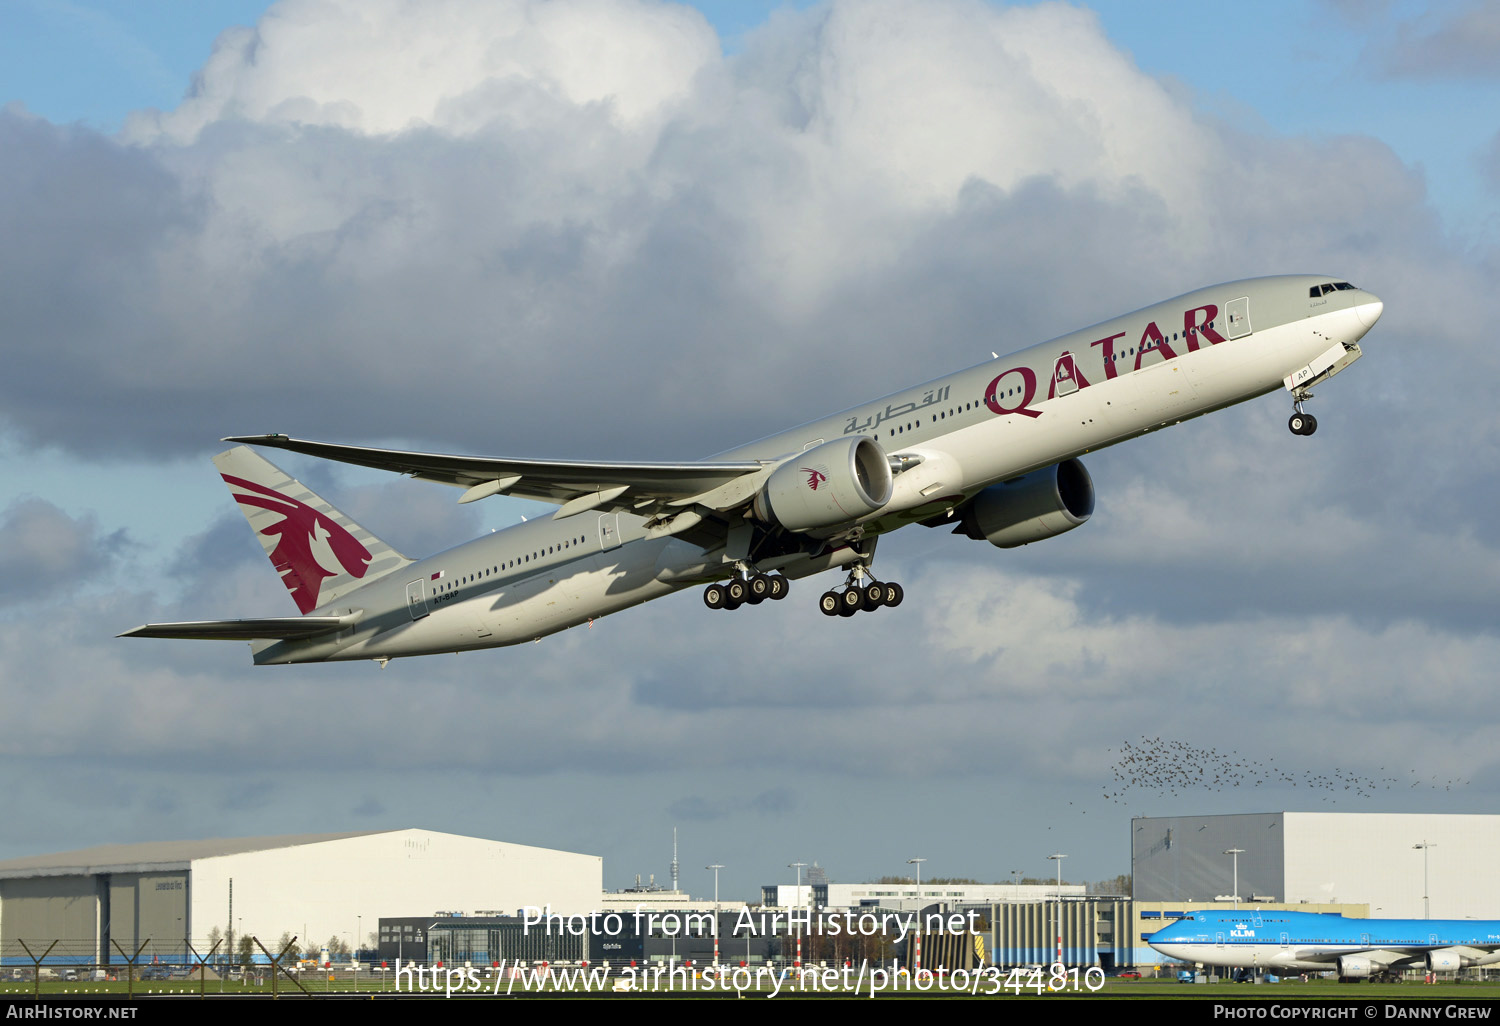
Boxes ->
[1413,841,1436,919]
[1048,853,1067,968]
[907,858,926,971]
[226,879,233,985]
[789,861,807,968]
[707,864,724,966]
[1223,848,1245,910]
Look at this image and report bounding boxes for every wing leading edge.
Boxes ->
[222,434,770,517]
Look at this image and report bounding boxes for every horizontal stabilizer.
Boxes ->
[119,614,358,642]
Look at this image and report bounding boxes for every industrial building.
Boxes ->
[0,829,602,964]
[1132,812,1500,919]
[761,881,1087,909]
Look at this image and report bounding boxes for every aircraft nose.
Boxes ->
[1355,294,1383,329]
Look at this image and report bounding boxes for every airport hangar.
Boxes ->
[0,829,601,964]
[1133,812,1500,921]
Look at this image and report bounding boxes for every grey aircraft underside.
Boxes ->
[122,275,1383,665]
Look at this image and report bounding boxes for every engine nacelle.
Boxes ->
[1426,949,1467,973]
[754,437,893,533]
[1337,955,1376,978]
[957,458,1094,548]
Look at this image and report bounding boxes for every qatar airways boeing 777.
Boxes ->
[122,275,1382,665]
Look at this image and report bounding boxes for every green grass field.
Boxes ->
[3,974,1499,999]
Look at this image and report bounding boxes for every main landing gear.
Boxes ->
[819,565,903,618]
[1288,389,1318,436]
[703,569,790,611]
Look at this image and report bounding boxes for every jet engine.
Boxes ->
[956,458,1095,548]
[753,437,893,533]
[1336,955,1377,978]
[1426,950,1468,973]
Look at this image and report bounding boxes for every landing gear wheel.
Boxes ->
[725,578,748,606]
[861,583,886,611]
[703,583,726,610]
[747,574,772,604]
[1302,414,1317,435]
[1289,414,1307,435]
[819,591,841,616]
[768,576,789,600]
[839,588,863,616]
[884,583,904,608]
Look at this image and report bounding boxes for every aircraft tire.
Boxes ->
[862,583,885,611]
[769,576,789,600]
[725,578,748,605]
[1289,414,1308,435]
[839,588,863,616]
[819,591,840,616]
[885,583,904,607]
[748,574,772,603]
[1303,414,1318,435]
[704,584,727,610]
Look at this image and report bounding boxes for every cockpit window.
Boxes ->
[1310,281,1357,297]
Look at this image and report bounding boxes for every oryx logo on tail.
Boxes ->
[221,474,372,613]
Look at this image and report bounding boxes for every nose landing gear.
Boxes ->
[1289,389,1318,435]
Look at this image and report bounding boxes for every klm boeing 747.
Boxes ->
[122,275,1383,664]
[1150,909,1500,979]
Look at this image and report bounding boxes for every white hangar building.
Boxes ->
[0,828,601,963]
[1132,812,1500,919]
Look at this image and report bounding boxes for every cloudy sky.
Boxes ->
[1,0,1498,909]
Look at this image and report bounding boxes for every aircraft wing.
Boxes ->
[223,434,770,518]
[118,615,359,641]
[1296,944,1500,972]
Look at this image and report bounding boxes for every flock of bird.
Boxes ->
[1099,737,1470,805]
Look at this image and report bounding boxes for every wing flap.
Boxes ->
[119,615,357,641]
[223,434,768,512]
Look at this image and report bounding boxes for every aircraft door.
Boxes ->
[1052,352,1081,396]
[406,579,429,620]
[1226,296,1252,339]
[598,513,621,551]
